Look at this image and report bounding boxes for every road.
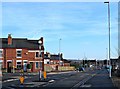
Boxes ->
[2,68,118,89]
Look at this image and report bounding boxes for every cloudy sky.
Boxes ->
[1,1,118,60]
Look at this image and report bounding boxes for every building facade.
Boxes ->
[0,34,44,73]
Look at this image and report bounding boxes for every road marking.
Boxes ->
[80,84,92,87]
[49,80,55,83]
[3,79,19,83]
[71,74,96,89]
[3,77,29,83]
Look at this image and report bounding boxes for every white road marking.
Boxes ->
[80,84,92,87]
[3,77,29,83]
[48,80,55,83]
[3,79,19,83]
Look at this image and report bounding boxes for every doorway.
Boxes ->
[7,62,12,73]
[30,62,33,72]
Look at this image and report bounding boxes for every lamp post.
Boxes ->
[59,38,62,66]
[106,48,108,67]
[13,59,15,73]
[38,37,44,81]
[104,1,111,78]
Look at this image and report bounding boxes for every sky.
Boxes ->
[1,1,118,60]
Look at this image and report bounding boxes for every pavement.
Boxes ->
[2,70,75,76]
[111,76,120,89]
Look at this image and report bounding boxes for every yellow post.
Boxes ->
[43,71,47,79]
[19,76,24,84]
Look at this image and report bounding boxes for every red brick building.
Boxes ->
[0,34,44,73]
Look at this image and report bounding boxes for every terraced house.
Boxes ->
[0,34,44,73]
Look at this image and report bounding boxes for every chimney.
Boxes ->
[38,37,43,44]
[8,34,12,45]
[40,37,43,44]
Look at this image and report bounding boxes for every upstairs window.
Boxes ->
[16,49,22,58]
[36,52,39,58]
[0,49,3,58]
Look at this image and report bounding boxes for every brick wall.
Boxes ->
[1,48,42,72]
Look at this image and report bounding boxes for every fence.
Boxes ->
[44,65,75,72]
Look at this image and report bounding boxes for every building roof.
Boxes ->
[62,59,71,63]
[44,54,50,59]
[50,55,60,60]
[0,38,40,50]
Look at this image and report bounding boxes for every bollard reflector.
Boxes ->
[19,76,24,84]
[43,71,47,79]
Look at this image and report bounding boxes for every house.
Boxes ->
[50,53,63,66]
[44,52,72,71]
[0,34,44,73]
[44,52,50,65]
[62,59,71,66]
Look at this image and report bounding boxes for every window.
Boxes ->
[54,61,56,64]
[17,62,22,69]
[40,53,42,57]
[40,62,42,69]
[47,62,50,64]
[36,52,39,57]
[35,62,39,69]
[16,49,22,58]
[0,61,3,69]
[0,49,3,58]
[50,61,53,64]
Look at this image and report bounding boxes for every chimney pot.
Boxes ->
[8,34,12,45]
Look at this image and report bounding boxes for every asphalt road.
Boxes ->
[41,69,100,88]
[2,68,117,89]
[83,69,115,87]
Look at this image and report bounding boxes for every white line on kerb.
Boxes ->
[3,77,29,83]
[3,79,19,83]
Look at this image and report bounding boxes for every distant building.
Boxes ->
[44,52,71,71]
[110,58,118,72]
[0,34,44,73]
[44,52,50,65]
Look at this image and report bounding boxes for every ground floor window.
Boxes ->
[40,62,42,69]
[17,62,22,69]
[36,62,39,69]
[23,61,27,72]
[47,62,50,64]
[0,62,2,69]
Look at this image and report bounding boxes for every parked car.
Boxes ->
[78,67,85,71]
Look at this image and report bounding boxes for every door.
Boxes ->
[30,62,33,72]
[7,62,12,73]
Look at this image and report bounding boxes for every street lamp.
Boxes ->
[59,38,62,66]
[104,1,111,78]
[106,48,108,67]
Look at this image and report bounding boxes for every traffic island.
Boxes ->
[33,78,50,82]
[33,71,49,82]
[9,82,47,88]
